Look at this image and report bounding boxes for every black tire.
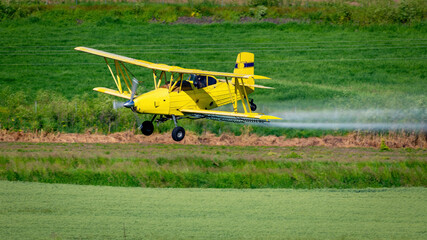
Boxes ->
[172,126,185,142]
[140,121,154,136]
[250,103,257,111]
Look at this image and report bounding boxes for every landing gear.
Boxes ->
[171,115,185,142]
[140,115,156,136]
[140,121,154,136]
[250,99,257,112]
[140,114,186,141]
[172,126,185,142]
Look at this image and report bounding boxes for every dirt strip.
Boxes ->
[1,130,425,148]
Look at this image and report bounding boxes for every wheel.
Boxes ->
[140,121,154,136]
[250,99,257,111]
[172,126,185,142]
[250,103,257,111]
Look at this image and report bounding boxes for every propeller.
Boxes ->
[123,78,139,108]
[113,100,125,110]
[133,112,142,127]
[113,78,139,110]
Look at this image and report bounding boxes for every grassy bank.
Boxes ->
[1,181,426,239]
[1,142,426,188]
[3,156,426,188]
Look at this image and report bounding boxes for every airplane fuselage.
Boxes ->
[134,79,255,116]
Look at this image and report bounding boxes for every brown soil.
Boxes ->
[1,130,425,148]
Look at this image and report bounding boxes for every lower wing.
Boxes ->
[93,87,132,99]
[180,109,281,123]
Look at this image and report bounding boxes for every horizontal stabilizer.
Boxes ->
[252,75,271,80]
[218,80,274,89]
[93,87,132,99]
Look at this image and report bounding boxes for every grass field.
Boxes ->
[1,18,426,135]
[1,142,426,188]
[1,23,425,108]
[1,181,426,239]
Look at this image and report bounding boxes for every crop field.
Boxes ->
[1,181,427,239]
[0,2,426,135]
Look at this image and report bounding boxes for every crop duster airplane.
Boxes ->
[75,47,281,141]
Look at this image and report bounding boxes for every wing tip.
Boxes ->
[260,115,282,120]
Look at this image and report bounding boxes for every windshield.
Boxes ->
[193,75,207,89]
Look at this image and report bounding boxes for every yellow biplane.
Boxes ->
[75,47,280,141]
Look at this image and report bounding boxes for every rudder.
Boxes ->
[234,52,254,75]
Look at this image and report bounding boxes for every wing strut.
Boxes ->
[114,60,124,94]
[117,62,131,93]
[169,73,183,92]
[105,58,122,93]
[235,78,248,113]
[240,77,252,113]
[152,70,158,90]
[225,77,237,113]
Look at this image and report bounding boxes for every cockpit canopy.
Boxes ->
[189,74,217,89]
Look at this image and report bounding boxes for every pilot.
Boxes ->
[194,75,207,89]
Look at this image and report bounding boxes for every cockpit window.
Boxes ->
[192,75,207,89]
[208,76,217,85]
[189,74,217,89]
[173,80,192,91]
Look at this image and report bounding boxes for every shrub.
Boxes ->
[380,139,391,151]
[249,0,280,7]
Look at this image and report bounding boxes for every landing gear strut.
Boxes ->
[171,115,185,142]
[250,99,257,112]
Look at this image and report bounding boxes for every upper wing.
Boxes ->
[75,47,270,79]
[180,109,281,123]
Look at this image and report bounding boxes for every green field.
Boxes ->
[1,142,426,188]
[1,181,426,239]
[0,3,426,136]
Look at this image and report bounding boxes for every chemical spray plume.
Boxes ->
[269,109,426,131]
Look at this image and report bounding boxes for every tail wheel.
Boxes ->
[250,99,257,112]
[140,121,154,136]
[172,126,185,142]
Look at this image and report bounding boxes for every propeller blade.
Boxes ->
[113,101,125,110]
[133,112,141,126]
[130,78,139,101]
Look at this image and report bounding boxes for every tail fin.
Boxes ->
[234,52,254,75]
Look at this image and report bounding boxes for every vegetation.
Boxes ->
[0,1,425,136]
[1,180,427,239]
[1,0,426,25]
[0,87,350,137]
[0,23,425,136]
[1,142,426,188]
[380,139,391,151]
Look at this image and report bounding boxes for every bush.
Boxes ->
[250,5,268,20]
[249,0,280,7]
[380,139,391,151]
